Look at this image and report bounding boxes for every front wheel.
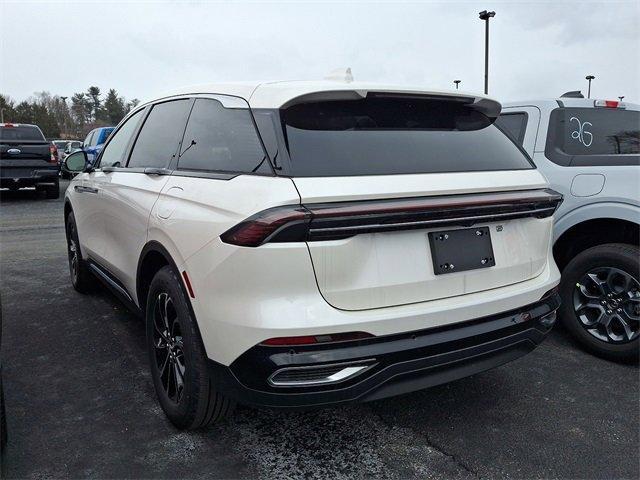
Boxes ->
[146,266,234,429]
[559,243,639,362]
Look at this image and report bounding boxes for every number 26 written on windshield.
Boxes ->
[570,116,593,147]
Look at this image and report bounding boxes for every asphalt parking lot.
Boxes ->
[0,180,638,480]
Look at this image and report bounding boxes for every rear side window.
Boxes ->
[280,97,533,177]
[546,107,640,166]
[0,126,45,141]
[177,98,267,174]
[495,113,528,145]
[128,99,191,169]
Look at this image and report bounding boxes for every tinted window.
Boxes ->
[495,113,528,145]
[546,107,640,166]
[281,97,532,176]
[177,99,267,173]
[0,125,45,141]
[128,100,191,169]
[99,109,144,168]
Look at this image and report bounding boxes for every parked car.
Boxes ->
[496,93,639,361]
[63,81,562,429]
[59,140,83,178]
[0,123,60,198]
[82,127,114,166]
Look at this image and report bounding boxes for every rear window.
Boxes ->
[281,97,533,176]
[0,125,45,142]
[546,107,640,166]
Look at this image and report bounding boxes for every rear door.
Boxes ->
[277,95,554,311]
[95,99,192,295]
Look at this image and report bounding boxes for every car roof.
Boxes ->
[502,98,640,111]
[150,80,499,109]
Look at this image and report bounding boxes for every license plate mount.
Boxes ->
[428,226,495,275]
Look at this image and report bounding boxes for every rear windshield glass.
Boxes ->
[281,97,533,176]
[0,125,45,142]
[548,108,640,155]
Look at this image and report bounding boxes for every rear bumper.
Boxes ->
[208,291,560,408]
[0,166,58,187]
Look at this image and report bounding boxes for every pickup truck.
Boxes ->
[0,123,60,198]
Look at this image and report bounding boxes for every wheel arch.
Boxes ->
[553,212,639,270]
[136,241,185,312]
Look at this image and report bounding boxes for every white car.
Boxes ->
[62,81,562,429]
[497,94,639,361]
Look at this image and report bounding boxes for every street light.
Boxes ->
[618,96,625,102]
[585,75,595,99]
[454,80,461,90]
[479,10,496,95]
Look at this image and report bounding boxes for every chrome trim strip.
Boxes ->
[268,360,376,387]
[88,263,133,302]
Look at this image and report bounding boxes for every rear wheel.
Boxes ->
[65,212,96,293]
[146,266,234,429]
[559,243,639,362]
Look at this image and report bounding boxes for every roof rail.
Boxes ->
[560,90,584,98]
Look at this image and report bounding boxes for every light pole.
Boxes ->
[454,80,461,90]
[618,96,624,102]
[479,10,495,95]
[585,75,595,99]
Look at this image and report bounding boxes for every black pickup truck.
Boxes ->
[0,123,60,199]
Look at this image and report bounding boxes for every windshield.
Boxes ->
[281,97,533,177]
[0,125,46,142]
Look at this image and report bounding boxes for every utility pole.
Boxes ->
[454,80,461,90]
[585,75,595,99]
[479,10,496,95]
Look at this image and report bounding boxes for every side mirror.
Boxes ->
[64,151,88,173]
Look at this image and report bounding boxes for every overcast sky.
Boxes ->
[1,0,639,104]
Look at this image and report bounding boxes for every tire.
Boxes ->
[65,212,96,294]
[146,266,234,429]
[559,243,639,362]
[45,179,60,199]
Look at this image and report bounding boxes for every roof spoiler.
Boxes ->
[281,90,502,126]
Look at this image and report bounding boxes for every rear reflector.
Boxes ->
[221,189,563,247]
[261,331,374,346]
[594,100,626,109]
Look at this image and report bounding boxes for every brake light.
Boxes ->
[594,100,626,109]
[49,144,58,163]
[1,123,16,128]
[261,331,374,346]
[220,189,563,247]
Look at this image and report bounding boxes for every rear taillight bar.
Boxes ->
[220,189,563,247]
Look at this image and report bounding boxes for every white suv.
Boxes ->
[497,95,639,361]
[63,81,562,429]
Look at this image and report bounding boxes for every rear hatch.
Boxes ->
[0,124,53,176]
[279,92,560,310]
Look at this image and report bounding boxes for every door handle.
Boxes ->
[74,185,99,194]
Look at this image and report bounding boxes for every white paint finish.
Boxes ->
[153,80,498,110]
[96,171,170,295]
[292,169,548,203]
[70,172,105,259]
[570,174,605,197]
[297,170,553,310]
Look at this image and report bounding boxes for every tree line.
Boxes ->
[0,87,140,139]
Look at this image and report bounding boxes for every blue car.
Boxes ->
[82,126,115,165]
